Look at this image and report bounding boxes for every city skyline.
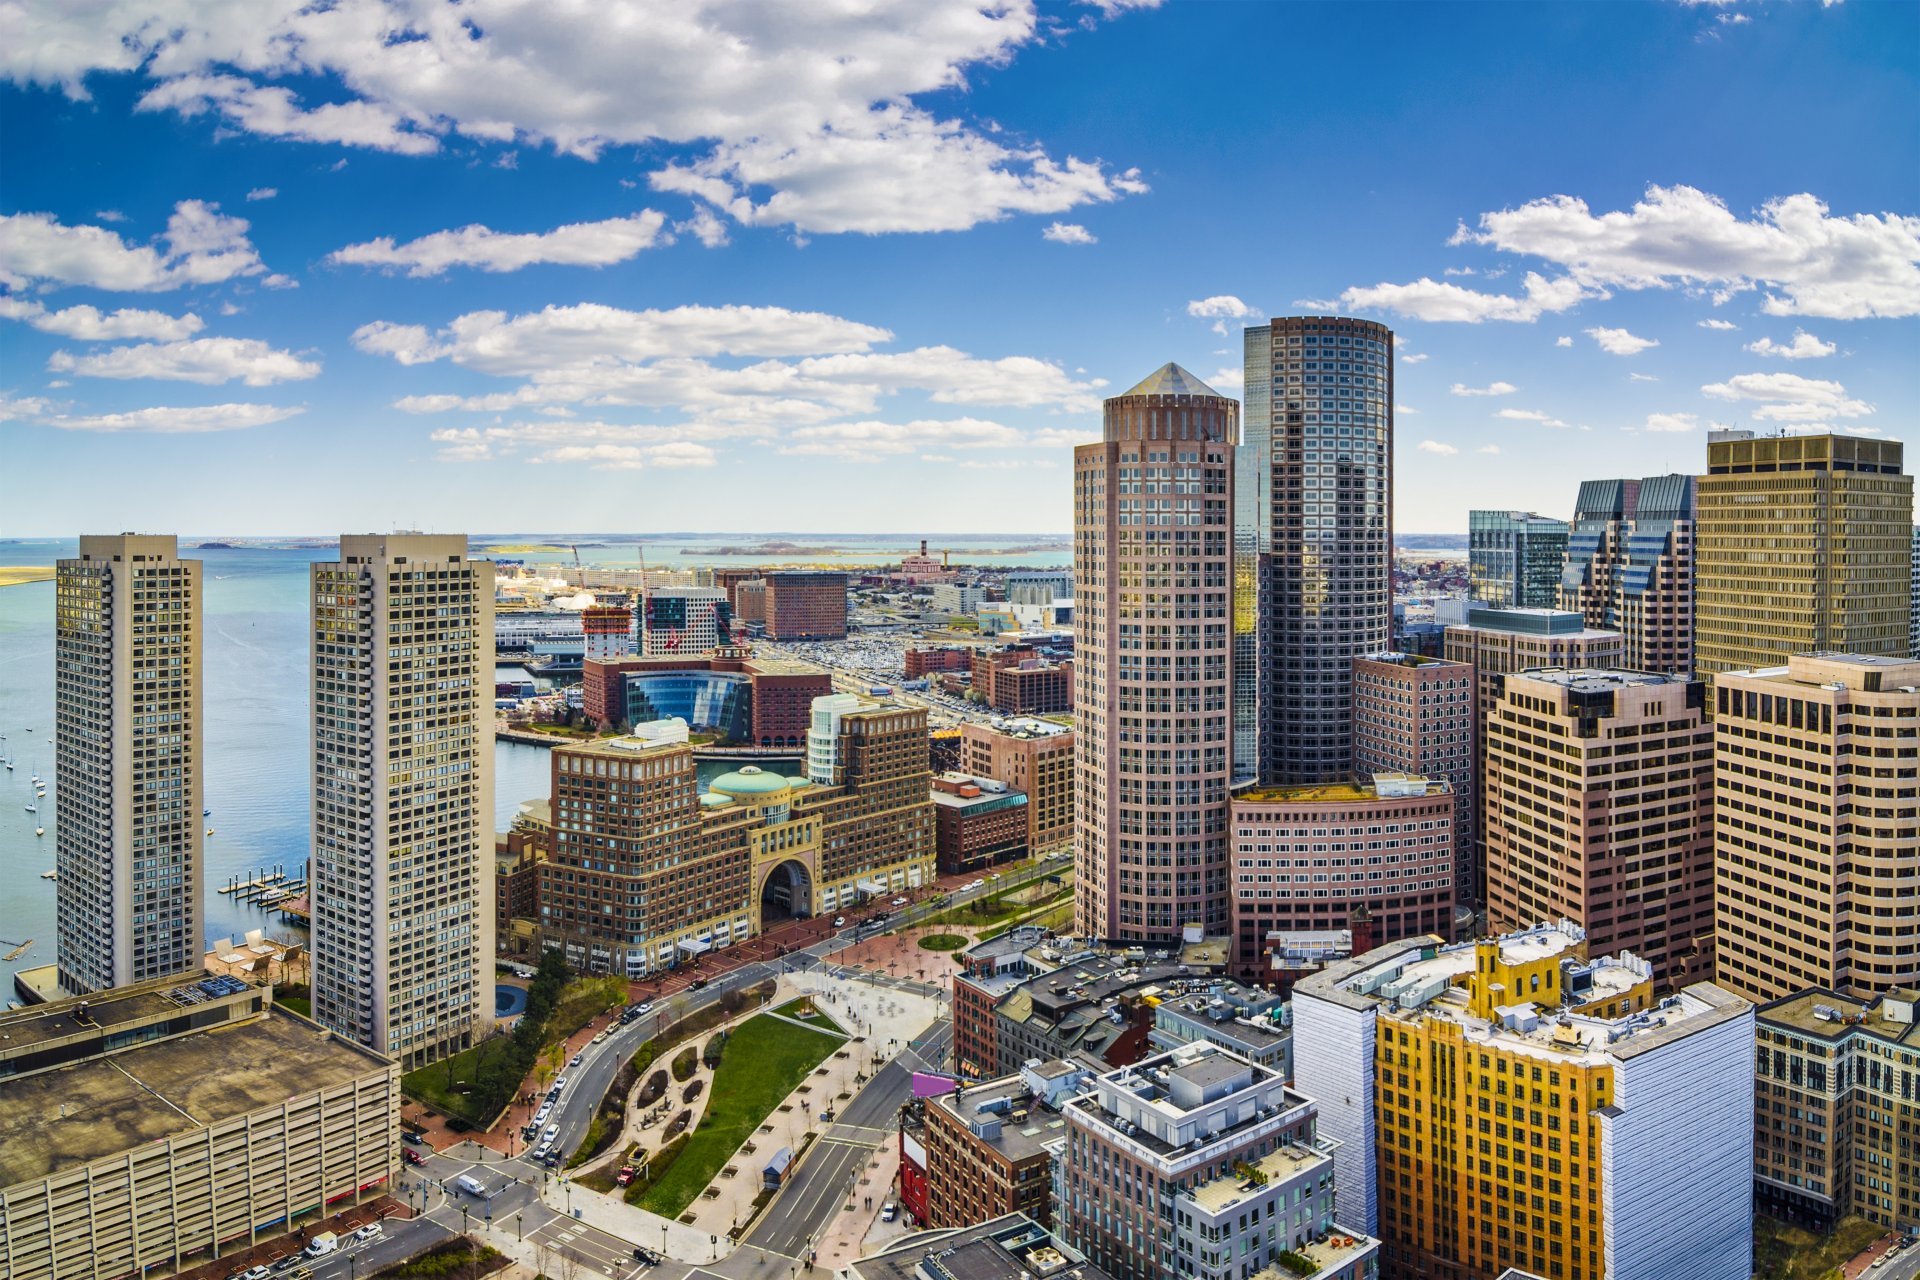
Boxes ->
[3,2,1916,536]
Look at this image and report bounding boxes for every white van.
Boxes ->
[304,1233,339,1258]
[453,1174,487,1197]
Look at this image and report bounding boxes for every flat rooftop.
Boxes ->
[931,1078,1058,1162]
[1759,989,1920,1048]
[1185,1140,1333,1214]
[1514,667,1693,691]
[0,1010,390,1188]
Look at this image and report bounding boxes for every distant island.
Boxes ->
[195,541,237,549]
[985,541,1071,555]
[0,566,55,588]
[696,542,844,556]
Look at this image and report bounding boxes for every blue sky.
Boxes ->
[2,0,1915,536]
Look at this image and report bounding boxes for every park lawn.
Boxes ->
[772,997,843,1032]
[637,1013,845,1218]
[921,886,1072,932]
[1753,1215,1886,1280]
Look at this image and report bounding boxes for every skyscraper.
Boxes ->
[1238,316,1394,785]
[1469,509,1568,609]
[310,533,495,1069]
[1484,668,1716,986]
[1075,363,1236,940]
[1559,473,1696,674]
[53,534,202,994]
[1695,432,1913,681]
[1351,652,1476,901]
[1911,524,1919,658]
[1713,653,1920,1004]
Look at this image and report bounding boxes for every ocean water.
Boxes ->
[0,536,926,995]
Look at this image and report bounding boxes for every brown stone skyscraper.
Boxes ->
[1075,364,1237,940]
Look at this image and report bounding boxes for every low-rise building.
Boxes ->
[914,1062,1090,1229]
[906,645,973,679]
[961,718,1074,854]
[0,976,398,1280]
[1752,986,1920,1232]
[931,774,1029,876]
[848,1212,1117,1280]
[1292,923,1753,1280]
[932,582,987,615]
[1056,1043,1380,1280]
[973,646,1073,715]
[1149,980,1292,1074]
[579,649,831,747]
[1229,775,1455,979]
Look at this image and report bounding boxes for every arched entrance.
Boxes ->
[759,859,814,925]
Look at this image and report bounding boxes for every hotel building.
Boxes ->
[1238,316,1394,785]
[1484,669,1716,987]
[1074,364,1237,940]
[1293,925,1754,1280]
[1469,511,1568,610]
[0,975,398,1280]
[960,718,1074,854]
[1695,432,1913,682]
[1351,653,1476,902]
[1751,986,1919,1232]
[310,533,494,1069]
[1713,653,1920,1003]
[1229,775,1456,978]
[53,533,202,995]
[1056,1042,1380,1280]
[1558,473,1696,675]
[538,702,934,975]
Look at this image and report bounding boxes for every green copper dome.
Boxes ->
[707,765,791,798]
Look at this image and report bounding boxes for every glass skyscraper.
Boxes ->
[1468,509,1568,609]
[1237,316,1393,785]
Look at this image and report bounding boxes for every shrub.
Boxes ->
[671,1046,698,1082]
[683,1079,704,1105]
[665,1108,692,1139]
[639,1069,668,1108]
[702,1031,728,1069]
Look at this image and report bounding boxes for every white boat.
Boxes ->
[24,803,37,813]
[40,869,56,880]
[35,826,45,837]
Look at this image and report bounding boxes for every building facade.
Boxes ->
[1238,316,1395,785]
[1075,364,1236,941]
[641,586,731,655]
[972,645,1073,715]
[1912,525,1920,657]
[1351,653,1475,903]
[1292,926,1754,1280]
[931,774,1030,875]
[580,651,830,746]
[539,702,934,975]
[310,533,495,1069]
[1695,433,1913,681]
[1055,1043,1380,1280]
[581,603,636,659]
[1714,653,1920,1004]
[931,582,987,615]
[1469,511,1568,610]
[0,976,398,1280]
[906,645,973,679]
[764,571,849,640]
[1485,668,1716,987]
[53,533,202,995]
[1558,474,1696,675]
[917,1063,1085,1229]
[961,718,1074,853]
[1007,570,1073,606]
[1751,987,1919,1232]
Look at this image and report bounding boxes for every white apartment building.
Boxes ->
[931,582,987,615]
[53,533,202,994]
[641,586,730,655]
[310,533,495,1070]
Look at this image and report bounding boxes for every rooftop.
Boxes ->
[1757,988,1920,1048]
[930,1077,1060,1162]
[1510,667,1695,692]
[848,1212,1115,1280]
[1184,1140,1335,1215]
[1457,607,1621,639]
[1119,362,1225,400]
[1726,652,1920,691]
[1235,774,1447,806]
[0,1005,390,1187]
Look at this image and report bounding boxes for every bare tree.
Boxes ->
[533,1238,554,1280]
[557,1248,582,1280]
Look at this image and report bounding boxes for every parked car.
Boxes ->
[401,1131,427,1147]
[688,977,709,991]
[552,1076,567,1092]
[635,1002,654,1016]
[880,1203,898,1222]
[351,1225,383,1244]
[891,896,908,906]
[543,1124,559,1141]
[568,1052,583,1068]
[833,916,846,928]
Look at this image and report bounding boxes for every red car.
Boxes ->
[402,1148,425,1166]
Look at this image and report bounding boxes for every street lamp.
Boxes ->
[515,1212,523,1242]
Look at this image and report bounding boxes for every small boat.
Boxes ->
[40,869,56,880]
[203,808,212,817]
[24,803,36,813]
[206,827,215,836]
[35,826,45,837]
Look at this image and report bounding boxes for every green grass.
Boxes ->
[917,933,967,951]
[920,886,1072,931]
[636,1013,845,1218]
[1754,1214,1886,1280]
[401,1036,523,1125]
[980,897,1075,942]
[275,994,312,1017]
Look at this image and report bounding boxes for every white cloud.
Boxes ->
[1702,371,1873,421]
[48,336,320,385]
[1399,352,1430,364]
[530,442,718,471]
[1337,270,1596,323]
[1629,372,1660,382]
[1394,403,1419,415]
[675,207,731,249]
[245,187,277,201]
[1644,412,1700,433]
[1554,336,1573,347]
[1585,325,1659,355]
[1210,367,1243,391]
[1416,440,1458,455]
[1744,330,1835,360]
[1451,381,1517,397]
[1443,266,1476,277]
[1698,318,1738,330]
[6,2,1155,236]
[1186,296,1257,319]
[781,417,1030,459]
[1476,444,1501,454]
[1042,222,1096,245]
[1496,408,1568,428]
[0,201,268,292]
[329,212,670,277]
[1451,184,1920,319]
[15,401,303,433]
[0,297,204,341]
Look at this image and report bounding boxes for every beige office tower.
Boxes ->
[53,534,202,995]
[1714,653,1920,1004]
[1075,364,1236,940]
[311,534,495,1069]
[1696,433,1913,682]
[1485,668,1716,987]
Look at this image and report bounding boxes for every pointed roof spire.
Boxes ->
[1121,363,1223,399]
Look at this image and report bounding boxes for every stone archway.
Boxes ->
[759,859,815,926]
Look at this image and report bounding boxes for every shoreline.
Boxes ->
[0,568,54,589]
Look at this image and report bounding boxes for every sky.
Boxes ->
[2,0,1916,538]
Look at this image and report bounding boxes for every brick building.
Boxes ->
[960,718,1074,854]
[930,774,1029,875]
[914,1062,1090,1229]
[764,570,848,640]
[905,645,973,679]
[972,646,1073,715]
[1351,652,1475,902]
[580,650,830,747]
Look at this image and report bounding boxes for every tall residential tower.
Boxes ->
[311,533,495,1069]
[1238,316,1393,785]
[53,534,202,994]
[1075,364,1236,940]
